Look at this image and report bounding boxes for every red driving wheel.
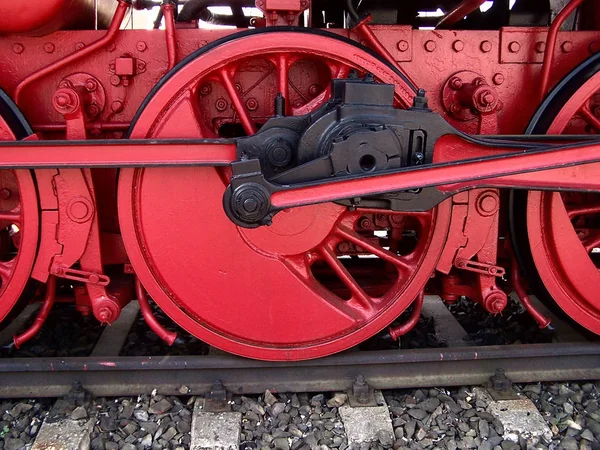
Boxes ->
[0,93,39,323]
[526,63,600,333]
[119,30,450,360]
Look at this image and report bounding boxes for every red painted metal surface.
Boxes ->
[0,0,599,360]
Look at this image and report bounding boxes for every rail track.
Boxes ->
[0,295,598,399]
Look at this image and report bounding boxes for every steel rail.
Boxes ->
[0,342,599,398]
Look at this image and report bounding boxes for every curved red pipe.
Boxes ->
[539,0,585,101]
[511,257,551,329]
[388,290,424,340]
[436,0,486,29]
[14,276,57,349]
[135,278,177,346]
[162,3,177,71]
[14,0,130,107]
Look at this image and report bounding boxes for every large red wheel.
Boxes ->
[523,54,600,333]
[0,91,39,323]
[119,30,450,360]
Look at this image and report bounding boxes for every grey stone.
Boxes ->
[71,406,88,420]
[264,390,278,407]
[407,409,428,420]
[133,410,149,422]
[418,398,440,413]
[148,399,172,415]
[274,437,291,450]
[272,403,286,417]
[327,394,348,408]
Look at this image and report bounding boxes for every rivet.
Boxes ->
[589,41,600,54]
[111,101,123,113]
[110,75,121,87]
[535,41,546,53]
[561,41,573,53]
[452,40,464,52]
[136,41,147,52]
[215,98,228,112]
[508,41,520,53]
[75,42,85,50]
[492,73,504,85]
[12,43,24,54]
[245,97,258,111]
[397,40,409,52]
[480,41,492,53]
[44,43,55,53]
[424,40,436,52]
[199,84,212,96]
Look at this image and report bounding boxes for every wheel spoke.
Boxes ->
[0,260,14,281]
[580,103,600,132]
[567,202,600,219]
[335,225,412,275]
[583,230,600,253]
[277,54,289,115]
[219,68,257,135]
[318,244,373,312]
[0,210,20,224]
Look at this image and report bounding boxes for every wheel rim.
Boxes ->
[0,93,39,322]
[526,68,600,333]
[119,30,450,360]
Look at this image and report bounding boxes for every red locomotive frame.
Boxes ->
[0,0,599,360]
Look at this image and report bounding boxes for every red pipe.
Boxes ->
[135,278,177,345]
[539,0,585,101]
[511,257,552,329]
[14,0,130,107]
[388,290,424,340]
[13,276,57,349]
[436,0,487,29]
[162,3,177,71]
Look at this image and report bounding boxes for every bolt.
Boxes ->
[492,73,504,85]
[485,292,507,314]
[44,43,55,53]
[359,217,372,229]
[85,79,98,92]
[136,41,147,52]
[561,41,573,53]
[535,41,546,53]
[97,307,111,323]
[449,77,463,90]
[107,43,116,52]
[235,83,242,92]
[449,103,461,114]
[243,198,258,213]
[87,105,99,116]
[200,84,212,96]
[75,42,85,50]
[0,188,12,200]
[12,43,23,54]
[137,61,146,72]
[452,40,464,52]
[55,94,70,107]
[111,100,123,113]
[424,40,436,52]
[245,97,258,111]
[480,40,492,53]
[397,40,409,52]
[508,41,520,53]
[481,92,495,106]
[110,75,121,86]
[215,98,228,112]
[109,63,116,71]
[473,77,486,86]
[308,84,320,97]
[58,80,71,88]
